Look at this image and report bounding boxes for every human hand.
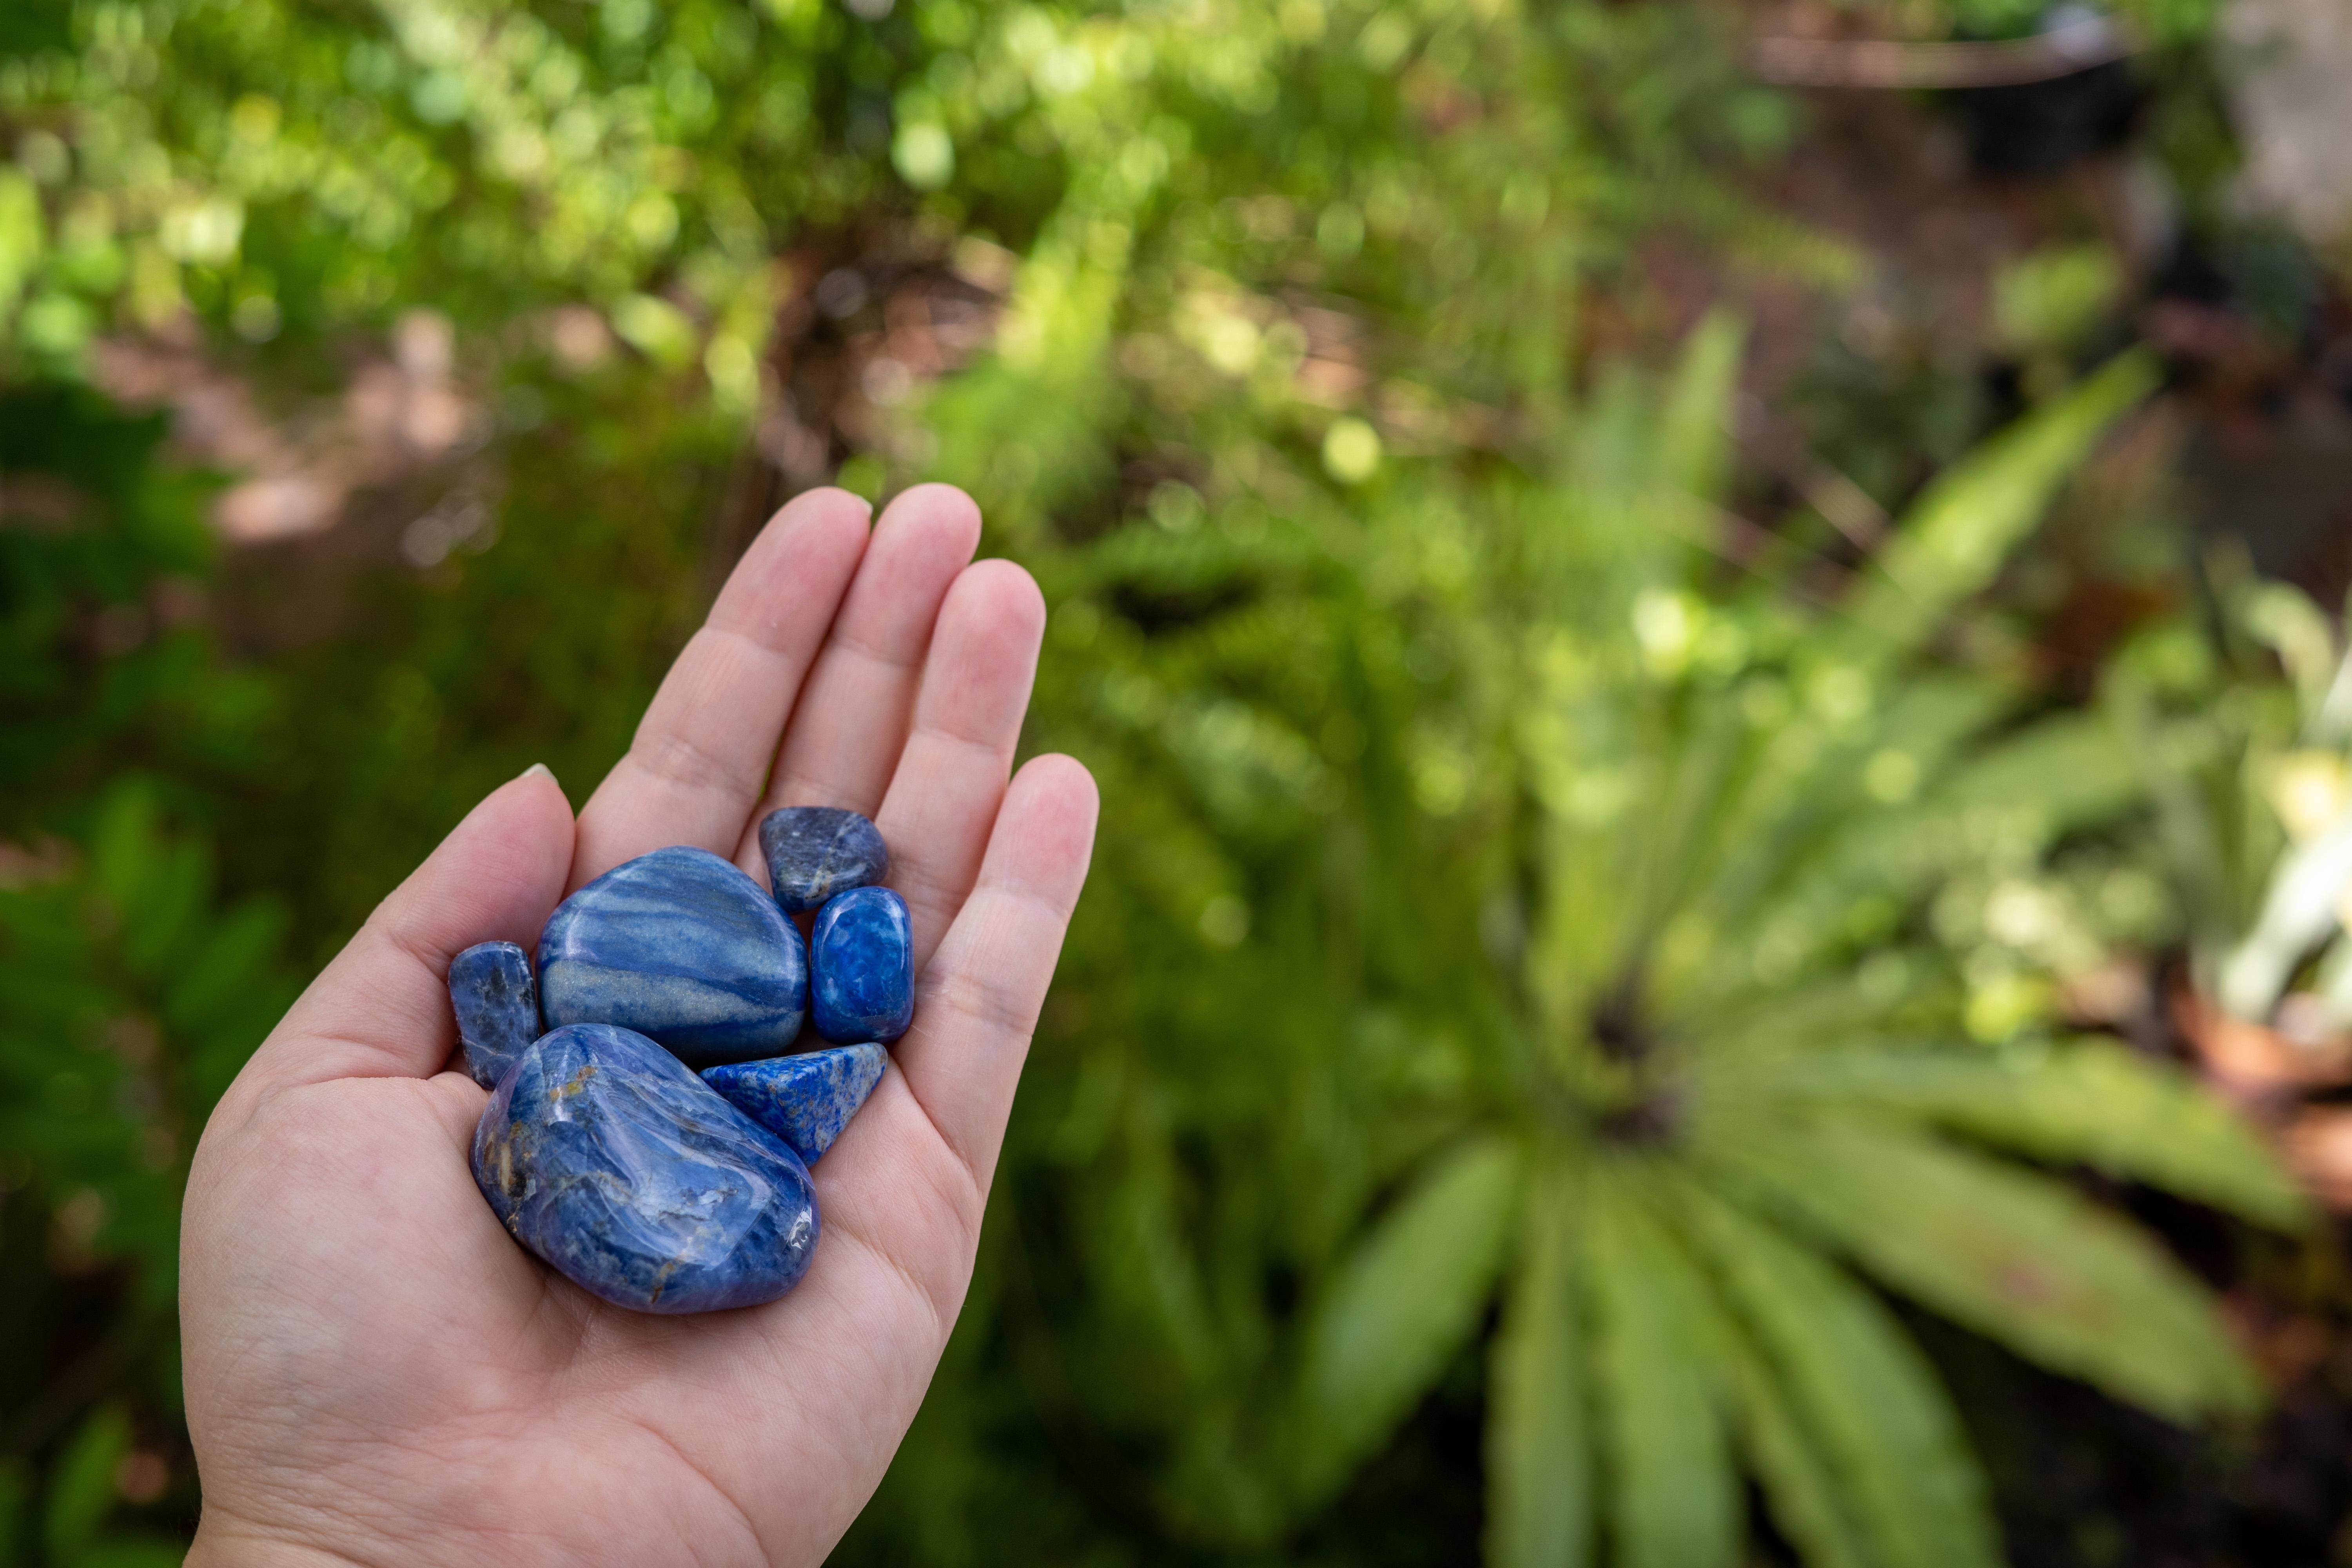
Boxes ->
[179,486,1098,1567]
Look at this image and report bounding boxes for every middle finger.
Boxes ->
[728,483,981,876]
[570,488,871,885]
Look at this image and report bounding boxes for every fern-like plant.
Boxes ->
[1289,335,2309,1567]
[942,323,2306,1565]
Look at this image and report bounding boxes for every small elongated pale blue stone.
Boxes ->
[538,845,807,1070]
[809,887,915,1044]
[448,940,540,1089]
[702,1044,888,1164]
[471,1024,819,1314]
[759,806,889,913]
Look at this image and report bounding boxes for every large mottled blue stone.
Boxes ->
[538,845,807,1070]
[471,1024,819,1314]
[809,887,915,1045]
[448,940,540,1090]
[759,806,889,914]
[702,1044,888,1164]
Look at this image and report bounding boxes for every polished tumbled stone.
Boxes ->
[448,940,541,1090]
[759,806,889,914]
[472,1024,819,1314]
[702,1044,888,1164]
[809,886,915,1045]
[538,845,807,1070]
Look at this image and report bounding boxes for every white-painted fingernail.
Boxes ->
[520,762,556,784]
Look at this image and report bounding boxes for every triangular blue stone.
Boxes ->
[702,1044,887,1164]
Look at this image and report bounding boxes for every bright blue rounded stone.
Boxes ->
[703,1044,888,1164]
[471,1024,819,1314]
[448,940,540,1090]
[538,846,808,1070]
[758,806,889,914]
[809,887,915,1044]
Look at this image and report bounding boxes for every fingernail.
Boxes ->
[520,762,556,784]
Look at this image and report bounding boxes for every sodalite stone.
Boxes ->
[471,1024,819,1314]
[809,887,915,1044]
[759,806,889,913]
[448,940,540,1090]
[538,845,807,1070]
[702,1044,888,1164]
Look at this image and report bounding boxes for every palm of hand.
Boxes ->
[180,487,1098,1568]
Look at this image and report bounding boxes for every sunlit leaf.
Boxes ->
[1584,1171,1739,1568]
[1667,1174,2000,1568]
[1655,310,1746,509]
[1704,1292,1868,1568]
[1739,1041,2308,1229]
[1703,1118,2259,1421]
[1932,710,2141,833]
[1293,1133,1523,1508]
[1847,349,2160,655]
[1487,1172,1591,1568]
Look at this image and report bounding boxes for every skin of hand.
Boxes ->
[178,485,1099,1568]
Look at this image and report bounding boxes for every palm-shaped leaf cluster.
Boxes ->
[1315,337,2304,1566]
[975,325,2303,1566]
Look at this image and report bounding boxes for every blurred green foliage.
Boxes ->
[911,305,2304,1565]
[2107,560,2352,1029]
[0,0,2296,1564]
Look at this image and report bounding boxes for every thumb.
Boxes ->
[236,766,576,1094]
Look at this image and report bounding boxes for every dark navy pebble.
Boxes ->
[538,846,807,1070]
[448,940,541,1090]
[471,1024,819,1314]
[809,886,915,1045]
[759,806,889,914]
[703,1044,888,1164]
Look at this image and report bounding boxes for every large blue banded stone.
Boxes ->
[809,887,915,1045]
[471,1024,819,1314]
[759,806,889,914]
[702,1044,887,1164]
[538,846,807,1070]
[448,940,540,1090]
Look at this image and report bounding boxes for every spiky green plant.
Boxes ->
[1307,339,2310,1568]
[2110,563,2352,1032]
[906,319,2308,1564]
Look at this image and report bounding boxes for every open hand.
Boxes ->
[179,485,1098,1567]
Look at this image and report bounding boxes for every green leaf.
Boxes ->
[1655,310,1745,506]
[1294,1133,1523,1507]
[1704,1295,1869,1568]
[2238,580,2338,725]
[1487,1173,1591,1568]
[0,169,41,323]
[1704,1118,2259,1421]
[43,1405,130,1564]
[1690,672,2009,977]
[162,899,290,1035]
[1740,1041,2308,1230]
[1584,1170,1740,1568]
[1931,711,2142,834]
[80,1542,189,1568]
[1848,349,2160,655]
[88,782,213,982]
[1666,1174,2000,1568]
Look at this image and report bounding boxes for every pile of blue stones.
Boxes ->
[450,807,911,1314]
